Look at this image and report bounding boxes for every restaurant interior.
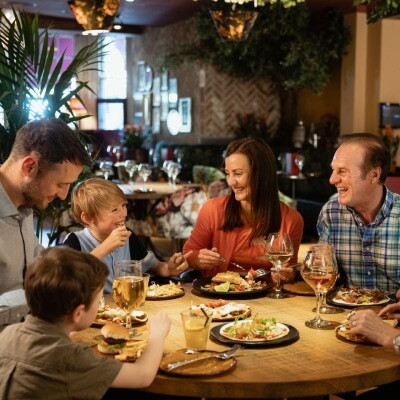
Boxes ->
[1,0,400,399]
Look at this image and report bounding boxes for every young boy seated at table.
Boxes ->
[63,178,191,293]
[0,247,171,399]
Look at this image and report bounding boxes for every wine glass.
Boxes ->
[168,161,181,187]
[113,145,122,163]
[294,154,305,177]
[265,233,294,299]
[99,160,114,180]
[138,163,152,183]
[309,244,342,314]
[301,247,339,329]
[124,160,137,183]
[112,260,144,336]
[162,160,173,184]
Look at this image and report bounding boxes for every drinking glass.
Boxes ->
[138,163,152,183]
[265,233,294,299]
[294,154,305,177]
[124,160,136,183]
[301,247,339,328]
[113,145,122,163]
[181,308,213,352]
[162,160,173,184]
[112,260,144,336]
[309,244,342,314]
[99,160,114,180]
[168,161,181,187]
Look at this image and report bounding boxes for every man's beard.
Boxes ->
[21,180,51,210]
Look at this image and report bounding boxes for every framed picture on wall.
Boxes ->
[153,77,161,106]
[161,90,169,121]
[143,93,152,127]
[152,107,160,134]
[137,61,146,92]
[144,65,153,92]
[178,97,191,133]
[168,78,178,108]
[161,70,169,90]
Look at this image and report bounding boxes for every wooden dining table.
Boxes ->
[74,282,400,399]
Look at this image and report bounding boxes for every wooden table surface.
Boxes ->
[118,182,203,200]
[74,283,400,399]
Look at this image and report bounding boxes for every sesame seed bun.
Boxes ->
[100,323,130,341]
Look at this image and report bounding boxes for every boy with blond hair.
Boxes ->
[0,247,170,399]
[64,178,191,293]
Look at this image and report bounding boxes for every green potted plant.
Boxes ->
[0,8,107,244]
[123,124,149,163]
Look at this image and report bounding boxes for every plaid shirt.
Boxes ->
[317,187,400,291]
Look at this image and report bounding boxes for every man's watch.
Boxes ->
[393,334,400,353]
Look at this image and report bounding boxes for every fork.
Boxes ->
[228,261,268,277]
[166,344,241,371]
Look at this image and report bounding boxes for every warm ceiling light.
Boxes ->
[68,0,121,35]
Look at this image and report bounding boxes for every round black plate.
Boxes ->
[192,277,271,299]
[326,290,391,309]
[210,322,299,348]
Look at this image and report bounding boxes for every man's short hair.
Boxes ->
[71,178,126,224]
[10,118,92,171]
[339,133,390,183]
[25,247,108,323]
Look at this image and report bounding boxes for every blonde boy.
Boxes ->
[64,178,191,293]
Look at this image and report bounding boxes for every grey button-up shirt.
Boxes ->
[0,182,44,326]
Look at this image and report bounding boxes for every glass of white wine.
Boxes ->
[138,163,152,183]
[112,260,144,336]
[124,160,136,184]
[265,233,294,299]
[301,246,338,329]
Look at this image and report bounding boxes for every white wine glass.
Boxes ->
[168,161,181,187]
[138,163,152,183]
[294,154,305,177]
[162,160,173,184]
[112,260,144,336]
[99,160,114,180]
[124,160,137,183]
[265,233,294,299]
[301,247,338,329]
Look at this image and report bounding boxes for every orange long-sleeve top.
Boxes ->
[183,195,304,278]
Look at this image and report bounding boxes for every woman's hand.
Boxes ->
[270,263,295,284]
[166,252,192,275]
[195,247,224,271]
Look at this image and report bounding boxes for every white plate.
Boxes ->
[331,296,390,307]
[219,319,289,342]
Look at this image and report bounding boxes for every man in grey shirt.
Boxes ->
[0,118,91,327]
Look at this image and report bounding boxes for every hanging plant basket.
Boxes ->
[210,9,258,41]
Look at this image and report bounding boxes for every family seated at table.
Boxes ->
[1,119,400,400]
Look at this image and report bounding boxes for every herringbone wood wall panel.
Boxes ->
[128,20,280,144]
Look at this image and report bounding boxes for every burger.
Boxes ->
[97,323,130,355]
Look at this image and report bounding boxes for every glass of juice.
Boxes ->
[181,309,213,352]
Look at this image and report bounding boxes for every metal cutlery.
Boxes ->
[166,344,241,371]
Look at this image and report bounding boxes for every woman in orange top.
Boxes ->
[183,137,303,282]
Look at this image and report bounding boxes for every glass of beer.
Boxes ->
[113,260,144,336]
[181,309,213,352]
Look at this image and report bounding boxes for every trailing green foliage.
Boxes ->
[162,4,350,93]
[354,0,400,23]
